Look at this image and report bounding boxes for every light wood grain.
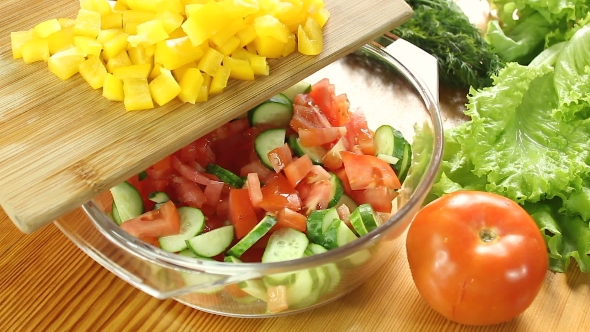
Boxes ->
[1,207,589,332]
[0,0,412,234]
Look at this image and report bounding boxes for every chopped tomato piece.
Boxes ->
[345,109,374,155]
[171,175,207,208]
[283,154,313,188]
[240,159,275,183]
[290,94,332,131]
[321,137,347,171]
[180,137,216,166]
[239,247,265,262]
[171,155,215,186]
[267,285,288,313]
[350,187,397,213]
[258,174,301,212]
[307,165,331,183]
[303,179,332,213]
[246,173,263,207]
[140,236,160,247]
[203,117,250,142]
[309,78,350,126]
[228,189,259,238]
[340,151,401,190]
[153,155,172,171]
[204,181,224,206]
[268,143,293,173]
[336,204,351,227]
[224,283,249,298]
[299,126,347,147]
[273,207,307,232]
[120,201,180,238]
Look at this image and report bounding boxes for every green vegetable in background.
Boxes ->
[391,0,504,90]
[417,20,590,273]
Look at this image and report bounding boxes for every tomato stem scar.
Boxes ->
[479,229,496,242]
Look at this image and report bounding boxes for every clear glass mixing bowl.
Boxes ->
[55,36,443,318]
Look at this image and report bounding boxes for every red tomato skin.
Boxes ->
[228,189,259,239]
[406,191,548,326]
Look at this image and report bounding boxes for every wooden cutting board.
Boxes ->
[0,0,412,233]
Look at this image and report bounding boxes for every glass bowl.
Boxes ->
[54,37,444,318]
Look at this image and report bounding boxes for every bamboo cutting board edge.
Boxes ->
[0,0,413,233]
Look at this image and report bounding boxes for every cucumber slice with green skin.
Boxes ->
[110,181,144,223]
[186,225,234,257]
[205,163,245,188]
[286,268,319,307]
[178,248,215,260]
[327,173,344,208]
[374,124,412,183]
[224,256,269,302]
[323,218,358,249]
[393,142,412,183]
[262,228,309,263]
[254,128,287,170]
[281,81,312,101]
[112,202,122,225]
[335,194,358,212]
[287,134,327,165]
[226,215,277,258]
[248,93,293,128]
[306,208,339,245]
[148,191,170,203]
[158,207,206,253]
[182,273,225,294]
[306,244,341,295]
[349,207,368,236]
[356,203,381,233]
[376,153,400,165]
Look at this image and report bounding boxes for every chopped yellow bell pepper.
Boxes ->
[102,12,123,30]
[59,18,77,28]
[73,36,103,56]
[128,20,169,48]
[47,27,75,54]
[311,7,330,28]
[106,51,132,72]
[123,77,154,110]
[223,56,254,81]
[172,61,198,81]
[33,19,62,39]
[154,36,206,70]
[10,30,34,59]
[254,15,289,43]
[47,47,86,80]
[209,18,247,47]
[177,67,204,104]
[74,9,102,38]
[156,0,185,15]
[103,73,125,101]
[235,25,257,48]
[216,36,241,56]
[122,10,157,27]
[113,64,152,79]
[149,68,181,106]
[126,0,158,12]
[209,66,231,95]
[149,63,163,80]
[155,11,184,34]
[282,32,296,57]
[102,32,129,59]
[79,55,108,89]
[197,47,224,77]
[91,0,113,16]
[254,36,285,58]
[249,56,269,76]
[196,73,212,102]
[96,29,122,44]
[128,46,154,65]
[297,17,322,55]
[182,2,231,46]
[21,39,49,64]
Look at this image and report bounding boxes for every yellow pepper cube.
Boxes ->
[114,0,129,11]
[122,10,157,26]
[156,0,185,15]
[79,55,108,89]
[209,18,246,47]
[113,64,152,79]
[21,39,50,64]
[59,18,77,28]
[149,63,163,80]
[79,0,97,11]
[269,0,302,22]
[172,61,198,81]
[223,56,254,81]
[106,51,132,72]
[297,17,323,55]
[128,46,154,65]
[231,47,257,61]
[73,36,103,56]
[47,26,75,54]
[184,4,204,18]
[311,7,330,28]
[128,20,170,48]
[209,66,231,95]
[124,22,139,35]
[155,36,205,70]
[282,10,307,33]
[254,36,285,58]
[123,77,154,111]
[182,0,214,4]
[102,12,123,30]
[182,2,231,46]
[92,0,113,16]
[47,47,86,80]
[103,32,129,59]
[10,30,34,59]
[249,56,269,76]
[149,68,181,106]
[177,67,204,104]
[74,9,102,38]
[168,27,187,39]
[97,29,123,44]
[156,11,184,34]
[224,0,260,17]
[216,36,241,56]
[197,47,224,77]
[33,19,62,39]
[282,32,296,57]
[103,73,125,101]
[235,25,257,48]
[196,73,212,102]
[253,15,289,43]
[126,0,158,11]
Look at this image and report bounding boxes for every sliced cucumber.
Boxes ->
[356,203,381,233]
[226,215,277,258]
[287,134,327,165]
[182,273,225,294]
[281,80,312,101]
[148,191,170,203]
[306,208,339,245]
[286,268,319,307]
[376,153,400,165]
[335,194,358,212]
[112,202,122,225]
[306,244,340,295]
[158,207,206,253]
[393,142,412,183]
[254,128,287,170]
[373,125,412,183]
[110,181,144,223]
[323,218,358,250]
[349,207,368,236]
[224,256,268,301]
[327,172,344,208]
[262,228,309,263]
[248,93,293,128]
[186,225,235,257]
[178,248,215,260]
[205,163,245,188]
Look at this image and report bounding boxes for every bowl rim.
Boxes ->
[81,41,444,277]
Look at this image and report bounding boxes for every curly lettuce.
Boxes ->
[421,19,590,272]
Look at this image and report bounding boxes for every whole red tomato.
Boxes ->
[406,191,548,326]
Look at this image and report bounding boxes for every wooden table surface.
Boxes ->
[1,206,589,332]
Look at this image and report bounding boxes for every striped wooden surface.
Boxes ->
[1,207,589,332]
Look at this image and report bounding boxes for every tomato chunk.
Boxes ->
[299,126,347,147]
[228,188,259,238]
[309,78,350,126]
[268,143,293,173]
[283,154,313,188]
[258,173,301,212]
[340,151,401,190]
[273,207,307,232]
[120,201,180,238]
[171,175,207,208]
[246,173,263,207]
[171,155,215,186]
